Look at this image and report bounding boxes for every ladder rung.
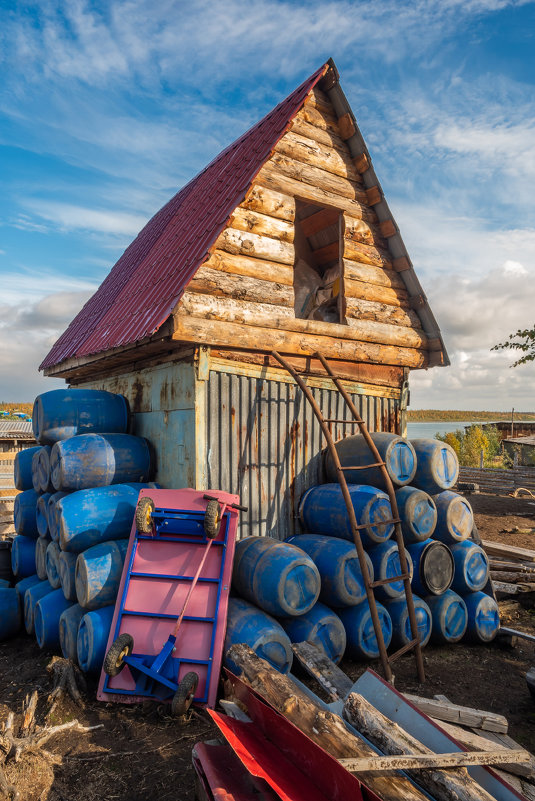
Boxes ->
[323,418,363,424]
[337,463,385,470]
[351,517,401,531]
[388,638,420,663]
[370,573,410,588]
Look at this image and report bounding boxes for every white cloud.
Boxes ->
[20,200,148,236]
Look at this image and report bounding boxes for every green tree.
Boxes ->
[492,325,535,366]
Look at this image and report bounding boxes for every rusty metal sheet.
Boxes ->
[41,65,327,371]
[204,369,399,540]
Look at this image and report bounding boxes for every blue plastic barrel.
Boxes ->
[410,438,459,495]
[75,539,129,610]
[11,535,36,577]
[15,574,40,612]
[396,486,437,544]
[58,483,159,553]
[367,541,412,601]
[14,489,39,538]
[463,591,500,643]
[433,491,473,544]
[224,597,293,675]
[338,600,392,660]
[0,589,21,640]
[77,605,114,673]
[450,541,489,594]
[59,551,78,601]
[299,484,394,547]
[35,536,51,581]
[427,590,468,644]
[50,434,153,491]
[59,603,85,662]
[406,539,454,596]
[384,595,432,649]
[34,589,73,649]
[14,446,41,491]
[286,534,373,607]
[31,449,42,493]
[0,541,13,585]
[232,536,320,617]
[48,492,69,542]
[32,388,130,445]
[0,579,10,588]
[24,580,54,634]
[280,602,346,664]
[325,433,416,490]
[37,446,54,493]
[46,541,62,589]
[36,493,52,538]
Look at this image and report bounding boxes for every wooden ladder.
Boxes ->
[272,350,425,683]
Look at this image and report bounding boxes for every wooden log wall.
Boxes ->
[172,85,430,379]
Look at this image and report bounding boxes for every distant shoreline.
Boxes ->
[408,410,535,422]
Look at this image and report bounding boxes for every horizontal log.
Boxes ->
[307,86,335,114]
[255,167,378,223]
[172,315,428,368]
[339,750,529,772]
[345,277,409,307]
[204,249,294,285]
[344,258,405,290]
[240,184,295,221]
[189,266,293,306]
[290,116,350,154]
[343,214,382,247]
[229,207,294,243]
[482,541,535,563]
[344,236,393,270]
[178,292,428,348]
[346,297,422,328]
[295,103,339,135]
[209,349,405,388]
[404,694,508,733]
[214,227,294,265]
[264,152,368,204]
[275,131,358,180]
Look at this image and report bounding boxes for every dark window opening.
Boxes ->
[293,200,346,324]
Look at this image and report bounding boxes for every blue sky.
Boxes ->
[1,0,534,409]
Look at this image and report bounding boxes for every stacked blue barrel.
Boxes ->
[224,432,498,673]
[6,388,157,676]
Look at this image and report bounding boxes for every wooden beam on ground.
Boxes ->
[291,641,353,700]
[404,694,508,733]
[483,540,535,563]
[339,749,530,772]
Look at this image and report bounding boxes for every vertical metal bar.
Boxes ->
[314,352,425,684]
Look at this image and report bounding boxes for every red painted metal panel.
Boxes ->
[41,64,326,370]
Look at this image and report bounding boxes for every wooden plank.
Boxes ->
[264,152,368,204]
[255,167,377,223]
[240,184,295,221]
[492,581,520,595]
[366,186,382,205]
[229,207,294,243]
[299,207,340,238]
[291,642,353,700]
[404,694,508,733]
[337,112,356,140]
[354,153,370,174]
[393,256,411,272]
[172,316,428,368]
[500,627,535,643]
[339,750,530,772]
[482,541,535,563]
[177,292,428,348]
[214,227,294,265]
[275,130,359,180]
[380,219,397,238]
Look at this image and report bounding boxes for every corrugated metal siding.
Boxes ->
[205,370,399,540]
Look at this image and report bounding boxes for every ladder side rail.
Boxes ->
[271,350,393,682]
[314,352,425,683]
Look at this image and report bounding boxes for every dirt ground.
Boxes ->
[1,491,535,800]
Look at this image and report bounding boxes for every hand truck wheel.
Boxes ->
[103,633,134,676]
[203,500,221,539]
[136,497,155,534]
[171,671,199,717]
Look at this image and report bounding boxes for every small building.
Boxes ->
[40,59,448,539]
[0,421,36,454]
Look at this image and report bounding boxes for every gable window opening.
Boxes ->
[293,199,346,325]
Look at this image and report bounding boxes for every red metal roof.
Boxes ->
[41,64,327,371]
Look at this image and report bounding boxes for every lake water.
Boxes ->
[406,421,483,439]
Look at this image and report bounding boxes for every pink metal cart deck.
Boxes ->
[97,488,239,708]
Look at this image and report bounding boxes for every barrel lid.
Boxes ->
[420,541,454,594]
[405,490,437,540]
[385,439,417,485]
[432,443,459,487]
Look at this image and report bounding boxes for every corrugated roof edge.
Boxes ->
[320,58,449,368]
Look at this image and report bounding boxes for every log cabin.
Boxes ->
[40,59,448,539]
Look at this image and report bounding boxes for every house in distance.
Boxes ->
[41,59,448,539]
